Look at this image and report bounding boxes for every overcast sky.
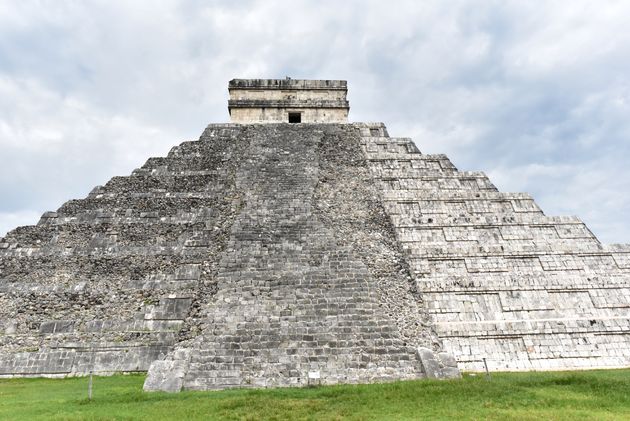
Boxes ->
[1,0,629,243]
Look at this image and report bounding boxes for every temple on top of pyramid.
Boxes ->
[228,78,349,123]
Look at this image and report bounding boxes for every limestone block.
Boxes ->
[0,351,76,376]
[416,347,460,379]
[589,288,630,308]
[538,254,583,271]
[555,224,594,239]
[174,264,201,280]
[499,290,553,312]
[531,226,559,240]
[144,350,191,392]
[39,320,74,335]
[417,347,441,378]
[465,256,508,273]
[500,225,534,240]
[582,255,618,272]
[612,252,630,269]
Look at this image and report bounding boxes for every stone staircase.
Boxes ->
[145,124,448,391]
[2,123,453,387]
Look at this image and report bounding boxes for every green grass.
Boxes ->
[1,370,629,420]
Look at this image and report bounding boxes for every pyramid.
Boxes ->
[1,79,629,392]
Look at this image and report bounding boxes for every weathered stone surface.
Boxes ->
[415,347,460,379]
[358,123,630,373]
[228,78,349,123]
[0,124,250,377]
[143,349,191,392]
[417,347,442,378]
[1,87,628,388]
[0,123,445,388]
[149,124,429,391]
[39,320,74,335]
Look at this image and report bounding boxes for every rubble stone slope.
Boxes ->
[0,124,248,376]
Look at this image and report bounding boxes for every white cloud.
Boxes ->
[0,75,181,236]
[502,1,630,77]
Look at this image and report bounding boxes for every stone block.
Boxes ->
[39,321,74,335]
[417,347,442,379]
[144,356,190,393]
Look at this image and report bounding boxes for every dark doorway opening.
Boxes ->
[288,112,301,123]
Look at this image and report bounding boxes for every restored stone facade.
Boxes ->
[358,124,630,372]
[228,78,349,123]
[0,79,628,391]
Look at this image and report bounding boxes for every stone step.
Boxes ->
[416,272,630,293]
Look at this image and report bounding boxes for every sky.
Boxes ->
[0,0,629,243]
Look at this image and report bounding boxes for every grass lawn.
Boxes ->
[1,370,629,420]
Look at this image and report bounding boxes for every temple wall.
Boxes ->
[229,107,348,123]
[229,88,347,102]
[228,78,349,123]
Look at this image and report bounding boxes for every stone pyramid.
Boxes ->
[0,79,628,392]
